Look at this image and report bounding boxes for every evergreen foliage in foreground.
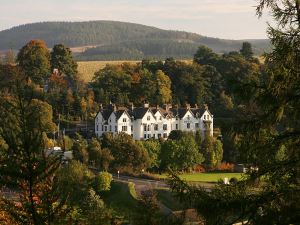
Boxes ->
[169,0,300,224]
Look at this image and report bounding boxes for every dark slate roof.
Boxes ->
[191,108,213,117]
[170,108,190,119]
[115,110,126,120]
[100,109,113,120]
[129,107,150,119]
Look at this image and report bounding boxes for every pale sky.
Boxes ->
[0,0,271,39]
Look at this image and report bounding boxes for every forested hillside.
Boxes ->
[0,21,270,60]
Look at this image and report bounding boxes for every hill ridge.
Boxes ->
[0,21,270,60]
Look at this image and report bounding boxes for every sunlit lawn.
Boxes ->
[156,172,244,182]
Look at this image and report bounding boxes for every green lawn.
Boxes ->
[102,181,138,218]
[157,172,243,183]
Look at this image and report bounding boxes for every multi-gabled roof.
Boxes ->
[96,104,212,121]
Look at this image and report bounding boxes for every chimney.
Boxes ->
[113,104,117,112]
[195,104,198,109]
[204,104,208,110]
[130,102,134,111]
[99,104,103,110]
[144,103,149,108]
[186,103,190,110]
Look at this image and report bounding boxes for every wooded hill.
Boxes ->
[0,21,270,60]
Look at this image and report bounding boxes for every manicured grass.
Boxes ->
[77,61,139,82]
[102,181,138,218]
[156,189,184,211]
[157,172,243,183]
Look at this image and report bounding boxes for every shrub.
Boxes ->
[94,172,113,192]
[193,164,206,173]
[229,177,238,185]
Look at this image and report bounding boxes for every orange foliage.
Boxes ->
[216,162,235,172]
[193,164,206,173]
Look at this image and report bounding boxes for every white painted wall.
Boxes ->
[95,108,214,140]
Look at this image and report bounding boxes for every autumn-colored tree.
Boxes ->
[155,70,172,104]
[17,40,51,84]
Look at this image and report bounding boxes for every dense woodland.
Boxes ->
[0,0,299,223]
[0,21,269,60]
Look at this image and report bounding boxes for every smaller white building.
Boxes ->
[95,103,213,140]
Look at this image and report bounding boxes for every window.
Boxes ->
[96,125,98,131]
[104,126,107,132]
[115,126,117,132]
[109,125,111,132]
[204,115,206,120]
[147,116,150,121]
[158,133,161,138]
[163,133,167,138]
[144,134,147,139]
[207,115,210,120]
[176,124,178,130]
[144,124,147,131]
[163,124,167,130]
[187,123,190,129]
[131,134,133,137]
[122,126,127,132]
[195,123,199,128]
[148,134,151,138]
[153,134,156,138]
[147,125,150,131]
[160,116,162,120]
[154,124,158,131]
[102,125,104,131]
[123,118,127,122]
[131,125,133,131]
[187,115,190,120]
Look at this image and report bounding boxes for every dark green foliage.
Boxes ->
[101,133,150,173]
[93,64,132,104]
[72,133,89,164]
[0,90,67,224]
[169,1,300,224]
[140,140,161,170]
[194,45,219,65]
[133,190,161,225]
[160,135,204,172]
[16,39,51,84]
[240,42,254,59]
[56,160,93,206]
[50,44,78,79]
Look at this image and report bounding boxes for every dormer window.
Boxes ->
[123,118,127,122]
[204,115,206,120]
[187,115,190,120]
[207,115,210,120]
[147,116,150,121]
[160,116,162,120]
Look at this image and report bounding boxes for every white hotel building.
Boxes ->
[95,103,213,140]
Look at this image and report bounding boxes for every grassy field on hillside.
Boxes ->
[77,61,140,82]
[102,181,138,219]
[157,172,243,182]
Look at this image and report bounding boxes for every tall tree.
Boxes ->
[0,90,66,224]
[155,70,172,104]
[240,42,254,59]
[17,40,51,84]
[50,44,78,80]
[170,1,300,224]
